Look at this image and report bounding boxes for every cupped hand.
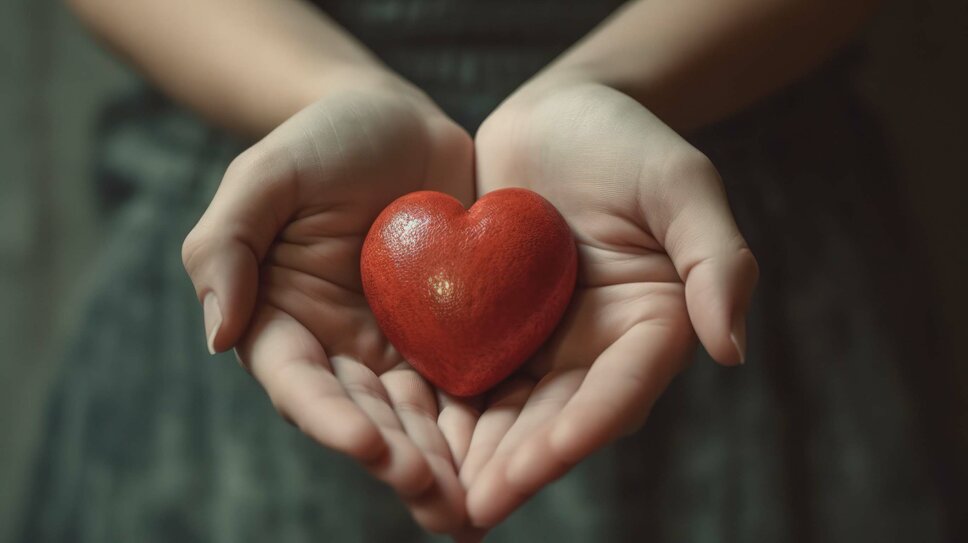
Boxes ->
[461,79,759,527]
[181,74,481,535]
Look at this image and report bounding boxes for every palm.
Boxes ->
[187,81,753,537]
[193,90,480,533]
[255,93,466,376]
[462,84,706,525]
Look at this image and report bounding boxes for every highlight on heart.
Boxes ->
[360,188,577,397]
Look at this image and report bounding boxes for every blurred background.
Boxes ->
[1,0,966,541]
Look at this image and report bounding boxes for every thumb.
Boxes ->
[182,148,295,354]
[655,153,759,366]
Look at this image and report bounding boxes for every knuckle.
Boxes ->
[180,228,205,272]
[738,246,760,280]
[223,144,293,193]
[393,398,435,421]
[342,377,390,405]
[661,149,720,186]
[226,145,272,178]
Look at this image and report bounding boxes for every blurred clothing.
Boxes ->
[18,1,953,541]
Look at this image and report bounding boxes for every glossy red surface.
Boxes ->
[361,188,577,397]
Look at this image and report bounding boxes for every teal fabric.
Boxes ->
[18,2,957,541]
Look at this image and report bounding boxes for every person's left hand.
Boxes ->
[459,77,759,528]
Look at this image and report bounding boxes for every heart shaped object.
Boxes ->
[361,188,577,397]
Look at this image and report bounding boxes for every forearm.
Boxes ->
[538,0,880,132]
[68,0,398,137]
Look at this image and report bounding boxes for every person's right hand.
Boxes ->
[181,72,481,535]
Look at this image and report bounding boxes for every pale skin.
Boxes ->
[69,0,880,538]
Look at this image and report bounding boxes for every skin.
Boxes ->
[181,82,482,535]
[459,0,878,526]
[68,0,880,538]
[464,79,755,528]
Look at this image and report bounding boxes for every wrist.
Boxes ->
[490,68,606,124]
[298,62,442,119]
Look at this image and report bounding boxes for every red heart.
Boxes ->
[361,188,577,397]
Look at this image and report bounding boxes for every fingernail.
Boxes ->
[730,318,747,365]
[203,292,222,355]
